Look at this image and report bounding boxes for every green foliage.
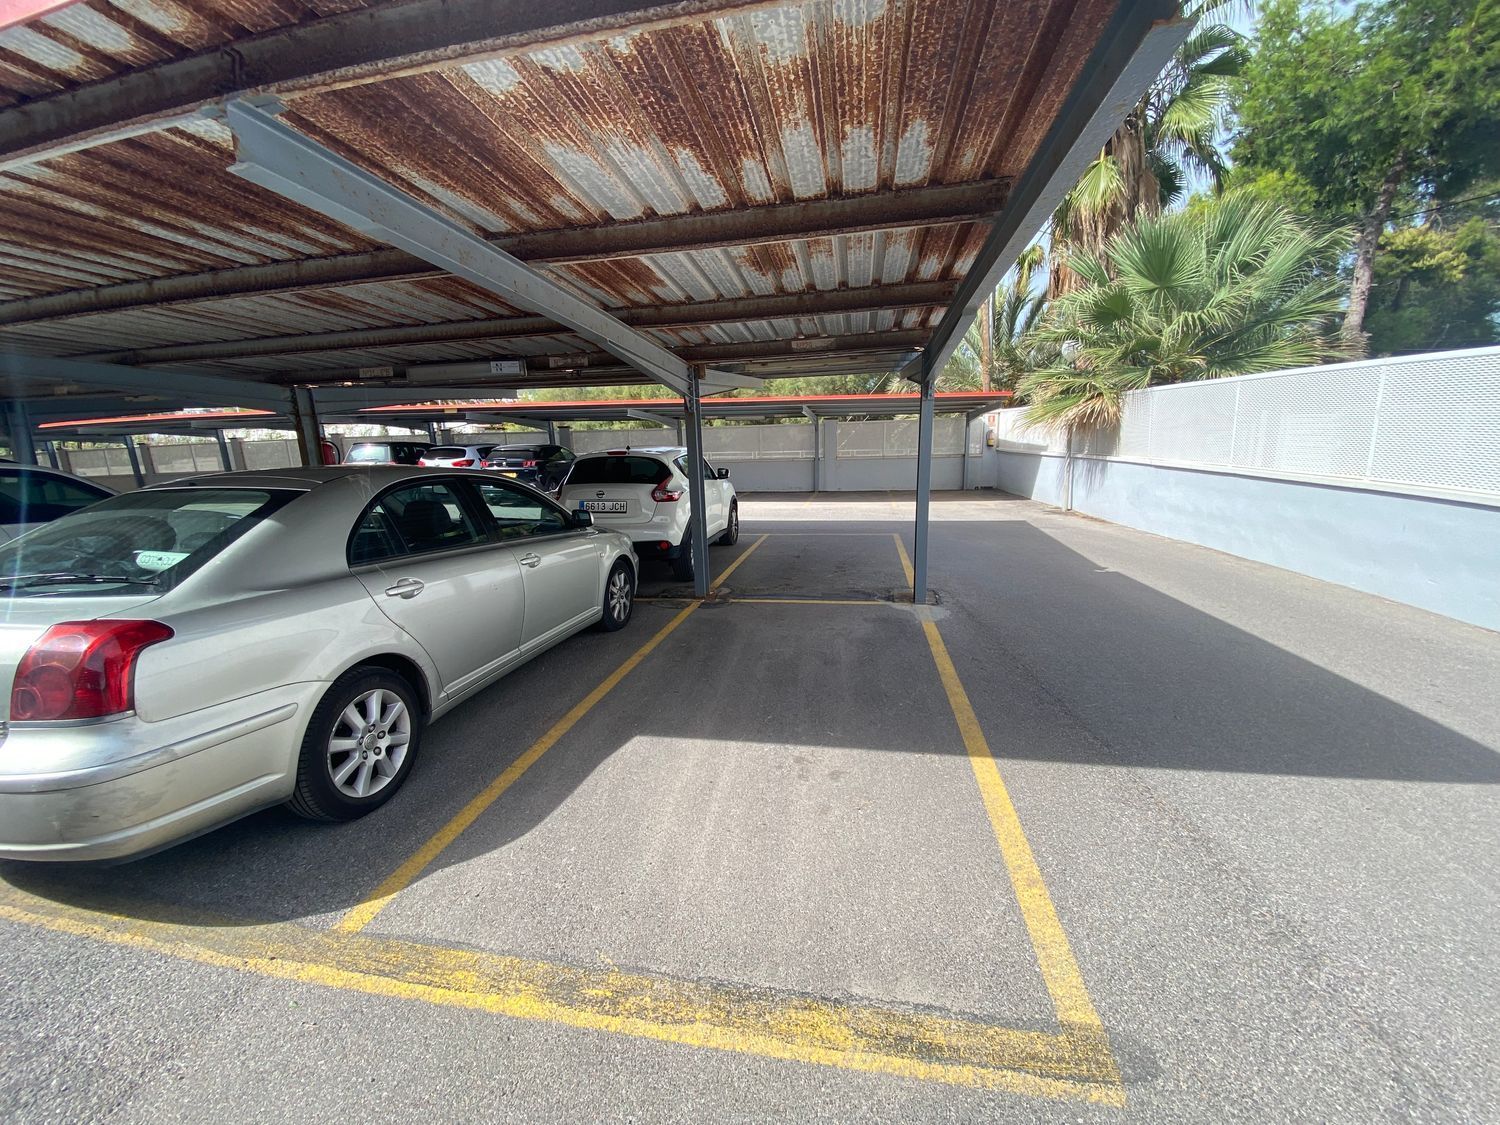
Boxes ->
[1232,0,1500,345]
[1050,0,1248,295]
[1366,211,1500,353]
[943,246,1046,390]
[1019,191,1351,430]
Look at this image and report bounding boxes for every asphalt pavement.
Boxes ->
[2,491,1496,1122]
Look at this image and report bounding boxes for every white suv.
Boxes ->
[558,447,738,581]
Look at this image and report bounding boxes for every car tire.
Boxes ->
[716,501,739,546]
[287,667,423,822]
[670,527,695,583]
[597,559,636,632]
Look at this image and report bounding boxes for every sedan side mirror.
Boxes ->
[571,510,594,528]
[716,467,731,480]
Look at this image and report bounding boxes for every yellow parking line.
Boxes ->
[334,534,769,936]
[0,888,1123,1104]
[729,598,888,606]
[918,618,1119,1083]
[893,534,915,594]
[711,533,768,588]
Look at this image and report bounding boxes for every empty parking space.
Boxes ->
[2,493,1497,1121]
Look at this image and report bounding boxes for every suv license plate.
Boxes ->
[582,500,626,513]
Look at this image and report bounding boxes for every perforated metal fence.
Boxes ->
[993,347,1500,500]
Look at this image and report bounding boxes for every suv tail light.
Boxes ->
[451,458,474,467]
[10,620,174,722]
[418,458,435,466]
[521,459,538,468]
[651,481,684,503]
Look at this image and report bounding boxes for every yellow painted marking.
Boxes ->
[893,533,915,593]
[336,534,770,935]
[710,533,768,589]
[919,618,1118,1082]
[0,888,1123,1104]
[729,598,888,606]
[335,602,699,934]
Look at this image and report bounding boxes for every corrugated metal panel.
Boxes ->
[286,0,1070,242]
[0,118,381,299]
[0,0,1117,381]
[0,0,375,109]
[0,275,531,353]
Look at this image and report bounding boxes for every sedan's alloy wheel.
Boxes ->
[608,567,632,624]
[327,687,412,798]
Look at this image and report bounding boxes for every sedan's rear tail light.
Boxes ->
[451,459,474,467]
[521,459,538,468]
[651,481,684,502]
[11,620,174,722]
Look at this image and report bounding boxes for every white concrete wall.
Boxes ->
[990,349,1500,632]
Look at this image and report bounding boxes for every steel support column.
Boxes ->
[290,386,322,466]
[803,406,821,493]
[546,422,557,444]
[214,428,233,471]
[1,400,36,463]
[122,436,145,487]
[912,381,937,604]
[684,368,712,598]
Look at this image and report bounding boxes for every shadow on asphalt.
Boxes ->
[7,510,1498,928]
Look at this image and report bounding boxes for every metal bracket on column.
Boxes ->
[627,409,680,430]
[226,98,694,397]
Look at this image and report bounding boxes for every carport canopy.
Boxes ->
[0,0,1192,598]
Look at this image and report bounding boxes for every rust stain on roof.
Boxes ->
[0,0,1124,381]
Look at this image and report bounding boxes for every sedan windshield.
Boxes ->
[0,487,294,597]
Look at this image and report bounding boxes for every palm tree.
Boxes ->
[942,246,1046,391]
[1048,1,1250,298]
[1019,191,1351,432]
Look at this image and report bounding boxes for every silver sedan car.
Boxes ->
[0,466,638,861]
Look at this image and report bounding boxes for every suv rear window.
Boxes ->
[567,456,671,485]
[424,447,468,458]
[345,443,428,465]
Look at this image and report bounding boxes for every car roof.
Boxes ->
[576,446,686,459]
[0,460,116,492]
[142,465,480,491]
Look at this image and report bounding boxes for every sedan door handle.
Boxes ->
[384,578,425,599]
[519,553,541,569]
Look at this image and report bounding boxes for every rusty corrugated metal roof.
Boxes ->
[0,0,1131,399]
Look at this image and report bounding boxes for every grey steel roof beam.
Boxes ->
[0,353,291,411]
[0,0,784,165]
[0,188,992,328]
[911,2,1193,385]
[225,99,695,398]
[69,281,960,366]
[626,409,682,427]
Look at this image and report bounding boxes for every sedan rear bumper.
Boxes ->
[0,685,319,861]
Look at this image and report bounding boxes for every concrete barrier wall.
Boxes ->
[990,348,1500,632]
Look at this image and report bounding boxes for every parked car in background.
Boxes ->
[418,444,497,468]
[0,466,638,861]
[0,462,115,544]
[342,440,432,466]
[482,444,576,493]
[557,447,736,582]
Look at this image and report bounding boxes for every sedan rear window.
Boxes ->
[0,488,293,596]
[567,456,670,485]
